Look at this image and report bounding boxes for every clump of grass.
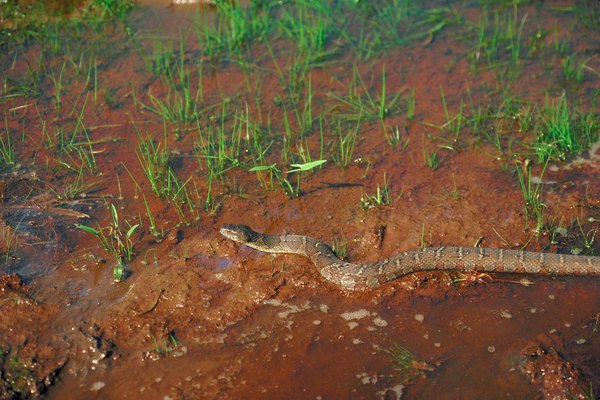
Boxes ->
[383,125,410,148]
[140,36,177,77]
[47,96,99,175]
[149,331,182,359]
[139,34,204,123]
[143,75,203,123]
[331,237,351,259]
[534,93,598,162]
[136,135,170,198]
[75,204,139,281]
[561,53,587,83]
[329,65,401,122]
[278,1,336,64]
[81,0,134,21]
[136,126,195,220]
[421,86,467,147]
[361,174,393,210]
[141,194,161,239]
[439,85,464,142]
[249,164,294,195]
[268,40,314,128]
[196,172,219,216]
[195,1,272,61]
[349,2,449,59]
[0,0,134,45]
[439,174,461,201]
[469,4,527,79]
[515,160,547,233]
[53,173,99,204]
[0,223,20,269]
[195,102,243,180]
[0,346,34,396]
[250,159,326,197]
[48,61,67,111]
[465,92,540,160]
[287,159,326,195]
[559,219,597,257]
[332,118,360,169]
[1,114,17,173]
[422,140,440,170]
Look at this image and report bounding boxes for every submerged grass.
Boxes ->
[561,53,587,83]
[195,1,272,61]
[278,1,333,60]
[139,33,204,123]
[144,84,201,124]
[349,1,450,59]
[0,346,34,396]
[48,61,67,111]
[193,0,450,63]
[384,344,433,384]
[0,0,134,45]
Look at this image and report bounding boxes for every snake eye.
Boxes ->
[238,226,254,242]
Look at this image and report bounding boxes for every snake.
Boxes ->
[220,224,600,291]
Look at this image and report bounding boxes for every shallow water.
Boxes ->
[1,1,599,399]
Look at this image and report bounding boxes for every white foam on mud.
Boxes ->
[263,299,311,319]
[377,384,405,399]
[340,309,372,320]
[563,140,600,169]
[356,372,378,384]
[541,140,599,181]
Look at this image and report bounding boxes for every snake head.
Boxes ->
[220,224,257,244]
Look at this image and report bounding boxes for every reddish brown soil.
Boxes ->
[1,1,599,399]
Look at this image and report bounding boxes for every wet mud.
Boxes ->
[1,1,600,399]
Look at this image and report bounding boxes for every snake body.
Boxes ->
[220,224,600,291]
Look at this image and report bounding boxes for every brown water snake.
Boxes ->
[220,224,600,291]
